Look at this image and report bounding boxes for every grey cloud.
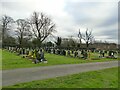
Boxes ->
[95,29,118,39]
[63,1,118,43]
[64,2,102,24]
[96,11,117,27]
[64,1,117,27]
[2,2,26,11]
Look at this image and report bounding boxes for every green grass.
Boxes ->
[4,67,118,88]
[2,49,118,70]
[0,49,2,69]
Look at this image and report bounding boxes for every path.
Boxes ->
[2,61,119,86]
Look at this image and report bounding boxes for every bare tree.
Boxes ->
[82,28,94,49]
[15,19,32,48]
[1,15,14,45]
[78,29,82,47]
[29,12,56,47]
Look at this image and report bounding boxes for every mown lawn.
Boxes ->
[4,67,118,88]
[2,49,118,70]
[0,49,2,69]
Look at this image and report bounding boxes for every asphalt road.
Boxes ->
[2,61,119,86]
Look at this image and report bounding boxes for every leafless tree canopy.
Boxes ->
[1,15,14,40]
[29,12,56,46]
[78,29,82,46]
[82,28,94,48]
[16,19,32,47]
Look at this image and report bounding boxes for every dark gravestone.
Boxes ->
[63,50,66,56]
[53,49,55,54]
[74,51,78,58]
[105,51,107,54]
[22,48,25,54]
[108,51,114,58]
[102,52,105,57]
[58,49,60,54]
[67,50,70,56]
[108,51,112,56]
[102,50,105,57]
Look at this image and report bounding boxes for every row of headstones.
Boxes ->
[45,48,118,59]
[6,47,29,55]
[4,47,88,59]
[4,47,47,64]
[45,48,91,59]
[98,50,117,58]
[4,47,118,60]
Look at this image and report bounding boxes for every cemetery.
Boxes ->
[1,12,119,88]
[1,1,119,88]
[1,46,119,70]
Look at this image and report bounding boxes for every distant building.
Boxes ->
[61,38,118,50]
[90,43,117,50]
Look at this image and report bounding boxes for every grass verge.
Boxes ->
[2,49,118,70]
[3,67,118,88]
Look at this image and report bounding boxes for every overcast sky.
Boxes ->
[0,0,119,43]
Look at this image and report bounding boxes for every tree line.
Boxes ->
[1,11,96,50]
[1,12,56,48]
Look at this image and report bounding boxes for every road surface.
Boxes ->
[2,61,119,86]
